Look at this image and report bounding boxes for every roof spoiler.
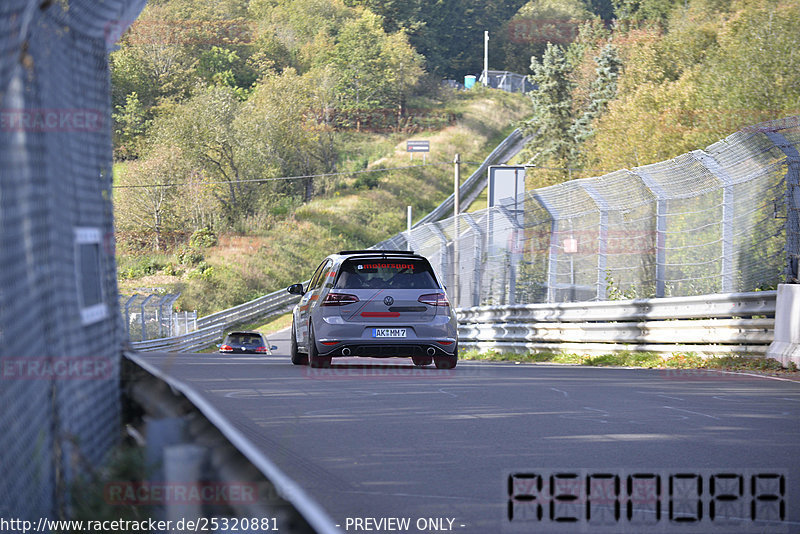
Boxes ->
[338,250,416,256]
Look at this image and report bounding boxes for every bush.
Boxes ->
[177,246,204,266]
[117,256,166,279]
[189,226,218,248]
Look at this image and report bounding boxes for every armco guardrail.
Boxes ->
[457,291,777,356]
[131,288,301,352]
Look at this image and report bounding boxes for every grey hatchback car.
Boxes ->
[287,250,457,369]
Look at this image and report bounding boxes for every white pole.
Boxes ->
[454,154,461,307]
[483,31,489,86]
[407,206,412,251]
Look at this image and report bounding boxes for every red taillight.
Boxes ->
[255,346,267,353]
[321,341,339,346]
[220,345,232,352]
[418,292,450,307]
[322,293,360,306]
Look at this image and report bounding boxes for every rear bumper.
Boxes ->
[317,340,457,358]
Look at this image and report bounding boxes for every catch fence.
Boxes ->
[120,293,197,341]
[0,0,144,523]
[479,70,536,93]
[376,117,800,308]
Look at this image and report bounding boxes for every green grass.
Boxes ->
[460,349,798,373]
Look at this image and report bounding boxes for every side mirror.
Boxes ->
[270,346,278,351]
[215,344,221,348]
[287,283,305,295]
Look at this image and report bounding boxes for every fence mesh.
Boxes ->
[1,0,142,522]
[120,293,197,340]
[479,70,536,93]
[376,117,800,307]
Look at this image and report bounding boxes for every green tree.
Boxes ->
[197,46,258,97]
[612,0,683,24]
[331,11,393,130]
[331,10,424,130]
[238,70,338,202]
[496,0,593,75]
[522,42,576,181]
[114,146,187,251]
[570,44,621,148]
[113,92,150,160]
[154,86,258,222]
[346,0,527,78]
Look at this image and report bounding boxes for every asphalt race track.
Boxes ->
[134,329,800,534]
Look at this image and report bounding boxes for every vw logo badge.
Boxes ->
[383,296,394,306]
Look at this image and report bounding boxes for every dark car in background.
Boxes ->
[219,330,271,354]
[287,250,458,369]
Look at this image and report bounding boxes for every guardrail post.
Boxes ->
[164,444,208,526]
[633,170,668,297]
[765,284,800,366]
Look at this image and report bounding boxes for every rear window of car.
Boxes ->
[334,258,438,289]
[226,333,262,345]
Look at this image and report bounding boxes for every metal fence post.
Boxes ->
[580,183,610,300]
[462,213,484,307]
[140,294,156,341]
[634,170,668,297]
[430,223,450,293]
[123,294,139,340]
[763,131,800,282]
[692,150,737,292]
[496,204,523,305]
[533,192,559,302]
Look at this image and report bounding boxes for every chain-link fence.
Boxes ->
[376,117,800,308]
[479,70,536,93]
[0,0,144,522]
[120,294,197,341]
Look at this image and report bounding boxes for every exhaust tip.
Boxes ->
[342,347,351,356]
[427,347,436,357]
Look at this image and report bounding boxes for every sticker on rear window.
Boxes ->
[357,263,415,270]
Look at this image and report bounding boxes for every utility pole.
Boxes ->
[483,31,489,87]
[454,153,461,307]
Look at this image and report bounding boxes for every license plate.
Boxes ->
[373,328,407,338]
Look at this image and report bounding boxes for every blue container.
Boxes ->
[464,75,476,89]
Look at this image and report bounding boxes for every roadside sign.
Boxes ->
[406,140,430,152]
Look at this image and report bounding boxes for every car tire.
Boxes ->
[290,322,308,366]
[434,343,457,369]
[308,323,331,368]
[434,356,457,369]
[412,356,432,366]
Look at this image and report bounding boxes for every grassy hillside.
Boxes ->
[117,87,529,314]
